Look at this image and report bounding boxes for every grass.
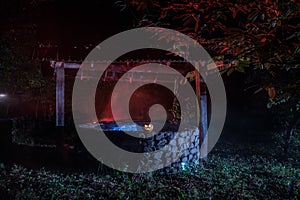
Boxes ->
[0,140,299,199]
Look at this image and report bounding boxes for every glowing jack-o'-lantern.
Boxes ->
[144,123,153,132]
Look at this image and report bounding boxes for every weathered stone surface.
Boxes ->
[190,148,198,154]
[182,156,188,163]
[138,127,200,174]
[155,133,165,141]
[153,151,163,160]
[157,139,167,147]
[169,139,177,146]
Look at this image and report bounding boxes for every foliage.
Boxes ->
[268,85,300,153]
[266,72,300,128]
[115,0,299,94]
[0,141,300,199]
[116,0,299,70]
[0,14,55,118]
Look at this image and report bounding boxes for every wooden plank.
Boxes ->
[55,62,65,127]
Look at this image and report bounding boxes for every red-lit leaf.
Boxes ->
[220,47,229,53]
[267,87,276,100]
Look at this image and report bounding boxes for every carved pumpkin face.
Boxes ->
[144,123,153,132]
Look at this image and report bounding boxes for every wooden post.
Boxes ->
[195,62,208,161]
[200,78,208,161]
[194,63,201,163]
[55,62,65,161]
[55,62,65,127]
[195,70,201,125]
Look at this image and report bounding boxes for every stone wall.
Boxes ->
[139,128,200,173]
[79,122,200,173]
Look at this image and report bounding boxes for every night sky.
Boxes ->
[1,0,133,46]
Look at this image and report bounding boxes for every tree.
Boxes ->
[115,0,300,151]
[116,0,299,68]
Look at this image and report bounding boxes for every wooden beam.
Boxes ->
[49,60,234,73]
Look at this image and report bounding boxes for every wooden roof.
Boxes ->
[36,44,235,78]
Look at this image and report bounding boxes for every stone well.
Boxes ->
[79,121,200,173]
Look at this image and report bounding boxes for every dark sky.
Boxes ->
[1,0,133,46]
[36,0,133,45]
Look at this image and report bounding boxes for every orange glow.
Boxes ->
[144,123,153,132]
